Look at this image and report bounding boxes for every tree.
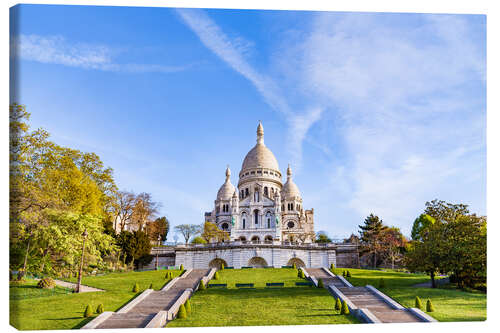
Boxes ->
[315,231,332,243]
[146,216,169,242]
[175,224,202,244]
[358,214,388,268]
[201,221,229,243]
[130,192,160,232]
[423,199,469,224]
[379,227,407,269]
[191,236,207,244]
[411,214,436,241]
[116,230,152,268]
[112,191,136,233]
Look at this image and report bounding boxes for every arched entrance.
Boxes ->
[264,235,273,243]
[209,258,228,269]
[287,257,306,268]
[248,257,268,268]
[251,236,260,244]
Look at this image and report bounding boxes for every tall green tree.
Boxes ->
[359,214,388,268]
[411,214,436,241]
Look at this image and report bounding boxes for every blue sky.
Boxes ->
[10,4,486,240]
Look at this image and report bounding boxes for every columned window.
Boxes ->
[254,209,259,225]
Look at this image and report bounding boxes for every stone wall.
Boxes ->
[173,243,358,269]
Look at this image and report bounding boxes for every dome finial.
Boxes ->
[287,164,292,179]
[257,121,264,145]
[225,165,231,180]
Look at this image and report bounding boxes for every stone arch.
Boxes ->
[264,235,273,243]
[287,257,306,268]
[219,221,230,231]
[209,258,228,269]
[250,235,260,244]
[248,257,268,268]
[239,236,247,242]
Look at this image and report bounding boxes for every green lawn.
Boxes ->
[334,268,487,322]
[168,268,359,327]
[9,269,181,330]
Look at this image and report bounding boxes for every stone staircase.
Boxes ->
[87,269,210,329]
[305,268,434,324]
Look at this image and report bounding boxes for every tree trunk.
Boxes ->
[430,271,436,288]
[22,238,31,272]
[373,250,377,269]
[391,256,395,270]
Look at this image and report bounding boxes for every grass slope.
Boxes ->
[335,268,486,322]
[9,269,181,330]
[168,268,359,327]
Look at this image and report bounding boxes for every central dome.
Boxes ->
[240,122,280,173]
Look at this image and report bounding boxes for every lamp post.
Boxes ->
[155,234,161,270]
[75,229,88,293]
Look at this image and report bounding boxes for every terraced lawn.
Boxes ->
[168,268,359,327]
[334,268,487,322]
[9,269,181,330]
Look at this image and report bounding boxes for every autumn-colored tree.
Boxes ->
[379,227,407,269]
[201,221,229,243]
[146,216,169,243]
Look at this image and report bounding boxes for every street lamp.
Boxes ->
[75,229,88,293]
[155,234,161,270]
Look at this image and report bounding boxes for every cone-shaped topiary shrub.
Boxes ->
[415,296,423,309]
[318,278,324,288]
[165,271,170,279]
[379,278,386,288]
[169,272,173,279]
[149,283,154,290]
[335,298,342,311]
[292,263,297,269]
[342,270,346,277]
[298,269,305,278]
[177,303,187,319]
[340,301,350,315]
[221,263,225,270]
[346,271,352,278]
[330,263,335,270]
[132,282,139,293]
[185,299,192,314]
[180,264,184,271]
[214,271,220,280]
[96,304,104,314]
[426,299,435,312]
[83,305,93,318]
[198,280,206,291]
[37,277,56,289]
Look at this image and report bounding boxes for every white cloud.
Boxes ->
[11,34,190,73]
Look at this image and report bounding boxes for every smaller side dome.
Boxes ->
[282,164,301,199]
[217,166,236,201]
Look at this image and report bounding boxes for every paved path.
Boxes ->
[413,277,449,288]
[95,269,209,329]
[305,268,421,323]
[34,278,103,292]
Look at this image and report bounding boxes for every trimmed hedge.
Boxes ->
[83,305,93,318]
[96,304,104,314]
[132,282,139,293]
[177,304,187,319]
[221,263,225,270]
[37,277,56,289]
[335,298,342,311]
[185,299,192,314]
[198,280,206,291]
[317,278,324,288]
[426,299,435,312]
[346,271,352,278]
[340,301,349,315]
[149,283,154,290]
[330,263,335,270]
[214,271,220,280]
[415,296,423,310]
[180,264,184,271]
[292,263,297,269]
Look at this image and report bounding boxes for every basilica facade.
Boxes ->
[204,122,315,244]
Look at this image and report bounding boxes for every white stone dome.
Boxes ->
[240,122,280,173]
[217,167,236,201]
[282,165,301,199]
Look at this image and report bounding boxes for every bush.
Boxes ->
[335,298,342,311]
[292,263,297,269]
[83,305,93,317]
[340,300,350,315]
[96,304,104,314]
[185,299,192,314]
[317,278,324,288]
[16,269,26,281]
[379,278,386,288]
[342,270,346,277]
[132,282,139,293]
[37,277,56,289]
[221,263,225,270]
[214,271,220,280]
[198,280,206,291]
[180,264,184,271]
[330,263,335,270]
[149,283,154,290]
[165,271,170,279]
[177,303,187,319]
[346,271,352,278]
[426,299,435,312]
[415,296,423,309]
[298,269,305,279]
